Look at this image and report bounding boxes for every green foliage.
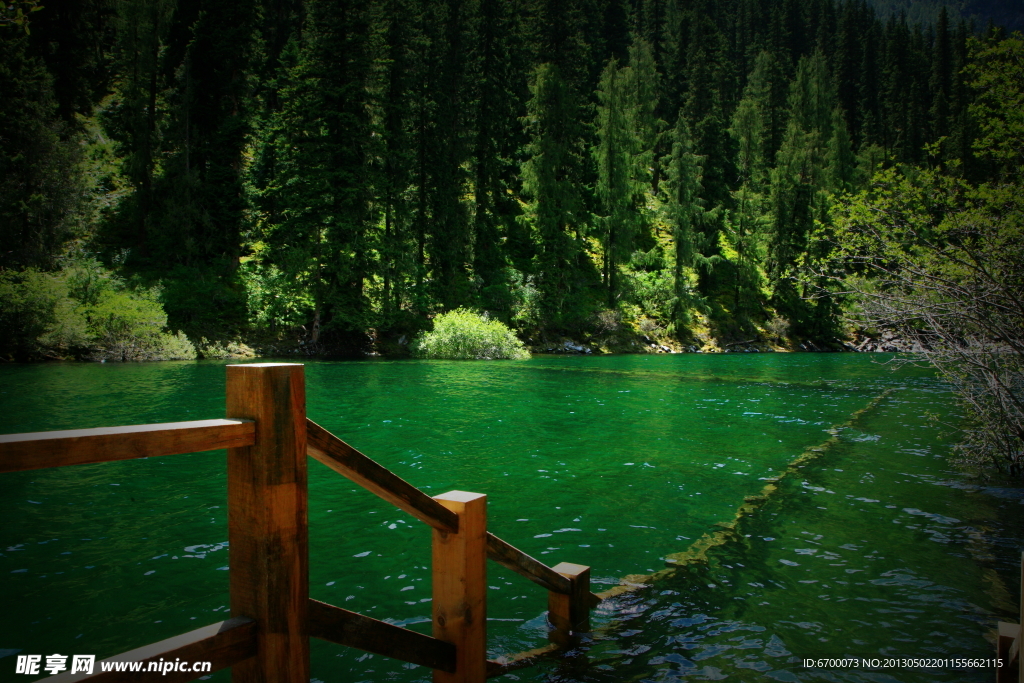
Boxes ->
[966,33,1024,170]
[0,260,196,361]
[88,287,191,361]
[240,258,314,332]
[820,28,1024,474]
[7,0,1016,358]
[0,269,89,359]
[519,62,596,329]
[0,27,86,270]
[412,308,530,360]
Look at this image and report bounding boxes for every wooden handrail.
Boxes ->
[41,617,256,682]
[0,419,255,473]
[307,418,602,605]
[307,419,459,531]
[486,532,570,595]
[308,599,455,673]
[2,371,598,683]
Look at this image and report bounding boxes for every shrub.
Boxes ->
[412,308,530,360]
[88,288,198,361]
[0,269,90,359]
[0,261,197,361]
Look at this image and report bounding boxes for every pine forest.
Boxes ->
[1,0,1021,362]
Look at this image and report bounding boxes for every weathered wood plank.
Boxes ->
[486,644,560,679]
[485,533,571,595]
[308,599,455,673]
[227,363,309,683]
[433,491,488,683]
[37,617,256,682]
[306,419,459,532]
[0,419,254,473]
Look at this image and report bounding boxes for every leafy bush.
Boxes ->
[87,288,197,361]
[0,260,196,361]
[0,269,90,358]
[412,308,530,360]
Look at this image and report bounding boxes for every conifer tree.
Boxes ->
[730,50,787,191]
[520,62,594,328]
[661,113,712,323]
[825,106,856,194]
[150,0,259,332]
[426,0,473,311]
[101,0,173,260]
[472,0,529,315]
[0,25,85,270]
[594,57,634,307]
[768,51,834,323]
[259,0,375,347]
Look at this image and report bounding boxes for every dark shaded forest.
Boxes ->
[0,0,1018,359]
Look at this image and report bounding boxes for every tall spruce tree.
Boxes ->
[768,51,833,322]
[472,0,529,316]
[520,62,595,328]
[259,0,375,349]
[0,25,86,270]
[593,57,634,307]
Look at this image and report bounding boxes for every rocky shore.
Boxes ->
[528,331,926,356]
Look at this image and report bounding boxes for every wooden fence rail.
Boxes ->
[0,419,254,473]
[0,363,598,683]
[308,418,600,605]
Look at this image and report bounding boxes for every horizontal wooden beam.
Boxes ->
[308,598,455,673]
[487,644,560,679]
[39,617,256,683]
[0,419,255,473]
[306,419,459,532]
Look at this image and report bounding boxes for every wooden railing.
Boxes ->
[0,363,599,682]
[997,552,1022,683]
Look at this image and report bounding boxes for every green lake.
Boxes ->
[1,354,1022,682]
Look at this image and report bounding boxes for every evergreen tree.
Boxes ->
[426,0,473,311]
[259,0,375,348]
[150,0,259,333]
[0,25,85,270]
[370,0,418,324]
[768,51,835,323]
[472,0,529,316]
[661,112,714,323]
[520,62,595,328]
[683,43,736,295]
[593,57,634,307]
[100,0,173,260]
[930,6,953,143]
[730,50,788,191]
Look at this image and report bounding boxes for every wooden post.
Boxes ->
[1001,552,1024,683]
[548,562,591,646]
[999,622,1018,683]
[226,363,308,683]
[432,491,487,683]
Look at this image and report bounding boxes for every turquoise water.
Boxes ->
[0,354,1021,681]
